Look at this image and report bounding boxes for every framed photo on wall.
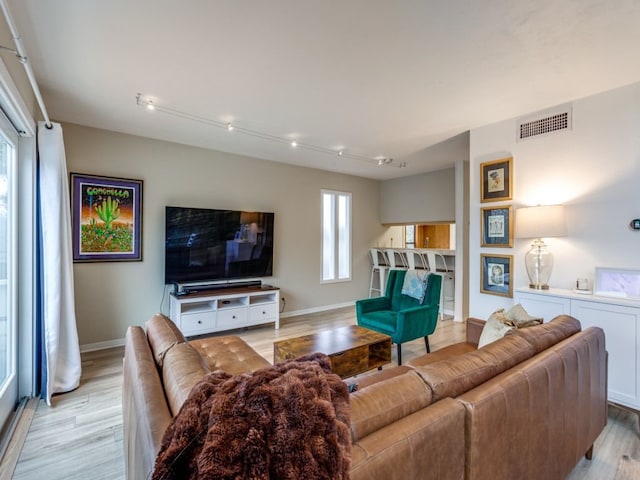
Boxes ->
[480,157,512,203]
[481,205,513,247]
[71,173,143,262]
[481,254,513,297]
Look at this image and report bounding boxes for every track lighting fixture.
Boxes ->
[135,93,407,168]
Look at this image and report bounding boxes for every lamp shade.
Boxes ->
[515,205,566,239]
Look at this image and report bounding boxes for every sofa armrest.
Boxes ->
[123,326,173,480]
[466,317,485,347]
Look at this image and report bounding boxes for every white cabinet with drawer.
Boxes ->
[249,303,278,326]
[217,307,249,330]
[170,285,280,337]
[514,287,640,410]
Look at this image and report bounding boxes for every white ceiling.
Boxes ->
[7,0,640,180]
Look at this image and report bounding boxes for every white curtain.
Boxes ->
[38,121,81,404]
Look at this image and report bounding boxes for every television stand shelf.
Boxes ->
[170,284,280,337]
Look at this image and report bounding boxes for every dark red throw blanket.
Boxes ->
[152,353,351,480]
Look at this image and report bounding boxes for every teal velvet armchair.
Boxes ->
[356,269,441,365]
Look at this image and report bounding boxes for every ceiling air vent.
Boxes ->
[517,105,572,141]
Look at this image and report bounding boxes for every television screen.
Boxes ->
[165,206,274,285]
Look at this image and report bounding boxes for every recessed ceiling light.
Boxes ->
[290,140,298,147]
[146,101,154,111]
[227,123,234,131]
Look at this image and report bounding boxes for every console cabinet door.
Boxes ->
[514,291,571,322]
[571,299,640,409]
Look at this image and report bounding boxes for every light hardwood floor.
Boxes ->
[4,307,640,479]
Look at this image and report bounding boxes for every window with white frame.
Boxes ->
[321,190,351,282]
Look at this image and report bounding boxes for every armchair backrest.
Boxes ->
[386,269,442,311]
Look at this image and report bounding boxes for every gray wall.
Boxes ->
[380,167,456,224]
[62,122,387,347]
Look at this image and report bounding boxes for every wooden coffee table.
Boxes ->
[273,325,392,378]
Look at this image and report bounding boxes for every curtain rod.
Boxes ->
[0,0,52,129]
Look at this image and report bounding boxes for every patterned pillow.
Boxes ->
[477,309,515,348]
[477,304,543,348]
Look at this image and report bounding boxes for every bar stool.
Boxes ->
[369,248,389,297]
[385,249,409,270]
[404,249,428,270]
[425,251,454,320]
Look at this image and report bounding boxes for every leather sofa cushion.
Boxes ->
[407,342,476,368]
[352,365,412,390]
[146,313,187,366]
[350,370,432,441]
[351,397,466,480]
[414,335,535,402]
[162,342,211,415]
[190,335,271,375]
[407,317,486,368]
[506,314,580,353]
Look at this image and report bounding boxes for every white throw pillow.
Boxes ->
[477,309,515,348]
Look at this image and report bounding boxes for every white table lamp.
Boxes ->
[515,205,566,290]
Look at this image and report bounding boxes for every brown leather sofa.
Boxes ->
[123,313,606,480]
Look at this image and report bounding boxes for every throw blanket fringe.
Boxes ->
[153,353,351,480]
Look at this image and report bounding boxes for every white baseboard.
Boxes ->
[280,301,355,319]
[80,338,126,353]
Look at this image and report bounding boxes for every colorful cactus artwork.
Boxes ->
[73,173,142,261]
[95,196,121,230]
[80,190,134,253]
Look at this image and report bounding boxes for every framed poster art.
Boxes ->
[71,173,143,262]
[480,157,512,203]
[481,205,513,247]
[481,254,513,297]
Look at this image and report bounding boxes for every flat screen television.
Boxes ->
[165,206,274,285]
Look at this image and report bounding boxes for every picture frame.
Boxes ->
[594,267,640,300]
[71,173,143,262]
[480,157,512,203]
[481,205,513,247]
[481,254,513,297]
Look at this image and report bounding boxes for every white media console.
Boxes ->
[170,284,280,336]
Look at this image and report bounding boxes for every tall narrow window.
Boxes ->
[0,112,17,427]
[405,225,415,249]
[321,190,351,282]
